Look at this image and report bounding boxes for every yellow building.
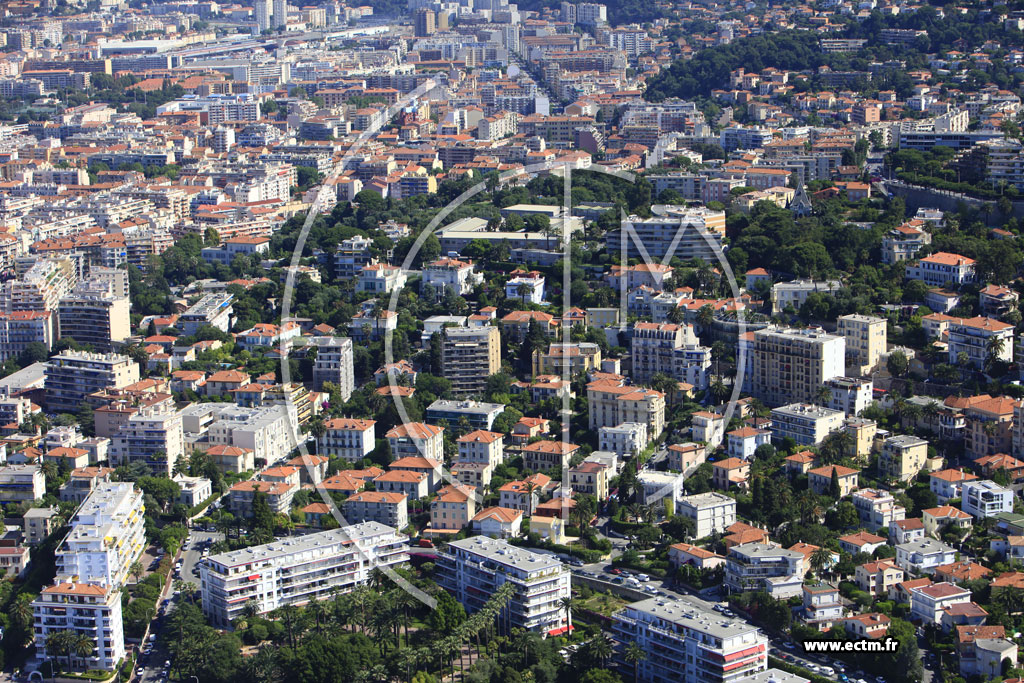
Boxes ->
[879,435,929,482]
[531,342,602,376]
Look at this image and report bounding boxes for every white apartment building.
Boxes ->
[201,523,408,627]
[598,423,647,457]
[826,377,873,416]
[178,293,234,335]
[752,328,844,407]
[357,261,407,294]
[691,411,726,449]
[0,310,55,363]
[181,403,296,467]
[55,482,145,588]
[771,280,842,315]
[725,543,806,599]
[423,257,483,297]
[637,471,686,505]
[607,208,726,262]
[505,273,545,304]
[851,488,906,532]
[109,411,184,476]
[345,491,408,529]
[587,379,665,441]
[309,336,354,399]
[386,422,444,461]
[947,316,1013,370]
[437,536,572,634]
[456,430,504,468]
[929,469,978,504]
[609,596,768,683]
[770,403,845,446]
[32,582,125,671]
[319,418,376,462]
[895,538,957,575]
[961,480,1014,519]
[910,582,972,626]
[905,252,977,287]
[0,464,45,503]
[45,351,140,413]
[677,492,736,538]
[673,343,712,390]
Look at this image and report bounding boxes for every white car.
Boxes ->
[821,667,835,676]
[635,573,650,582]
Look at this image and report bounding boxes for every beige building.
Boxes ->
[587,378,665,440]
[751,327,845,407]
[880,435,929,482]
[568,461,610,500]
[808,465,860,497]
[344,491,408,529]
[844,417,877,461]
[386,422,444,462]
[532,342,602,376]
[837,314,887,375]
[966,395,1016,459]
[23,506,58,545]
[430,484,476,531]
[522,440,580,472]
[45,351,140,413]
[856,560,905,597]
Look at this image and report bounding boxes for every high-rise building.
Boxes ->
[110,412,184,476]
[836,314,887,375]
[437,536,572,634]
[255,0,271,31]
[200,522,408,627]
[33,582,125,672]
[55,482,146,588]
[310,336,354,399]
[610,596,768,683]
[414,8,436,36]
[273,0,287,27]
[0,310,54,362]
[58,280,131,353]
[751,327,845,407]
[45,351,140,413]
[441,326,500,396]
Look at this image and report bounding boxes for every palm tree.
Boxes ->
[40,461,58,482]
[814,384,832,408]
[696,303,714,331]
[810,547,833,579]
[271,604,305,649]
[558,597,574,633]
[986,335,1007,372]
[11,594,33,629]
[45,630,71,674]
[127,559,144,584]
[624,641,647,682]
[72,633,94,671]
[586,632,614,669]
[243,598,260,621]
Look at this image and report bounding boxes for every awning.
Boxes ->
[547,624,575,636]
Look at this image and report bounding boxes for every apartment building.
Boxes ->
[965,395,1016,459]
[422,257,482,297]
[961,480,1014,519]
[425,400,503,431]
[109,411,184,476]
[522,440,580,472]
[373,470,429,501]
[930,469,979,504]
[228,480,296,517]
[345,491,409,529]
[357,261,407,293]
[770,403,845,446]
[771,280,842,315]
[677,492,736,538]
[606,208,727,261]
[436,536,572,634]
[725,542,806,599]
[386,422,444,462]
[910,582,972,626]
[808,465,859,497]
[947,316,1013,370]
[0,310,55,362]
[319,418,376,462]
[201,522,408,627]
[0,464,45,503]
[896,538,957,575]
[751,328,845,407]
[598,423,647,457]
[567,461,610,499]
[457,430,504,468]
[45,351,140,413]
[23,506,59,545]
[32,582,125,671]
[55,482,146,588]
[441,326,500,396]
[333,235,373,279]
[856,560,904,597]
[852,488,906,532]
[879,435,929,483]
[905,252,976,288]
[631,322,695,383]
[881,223,932,265]
[57,283,131,353]
[609,596,768,683]
[691,411,726,449]
[309,336,354,399]
[430,485,476,531]
[587,378,665,440]
[826,377,873,416]
[532,343,602,376]
[178,293,234,335]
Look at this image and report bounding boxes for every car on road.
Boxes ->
[635,573,650,582]
[137,668,144,677]
[821,667,835,676]
[607,567,621,575]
